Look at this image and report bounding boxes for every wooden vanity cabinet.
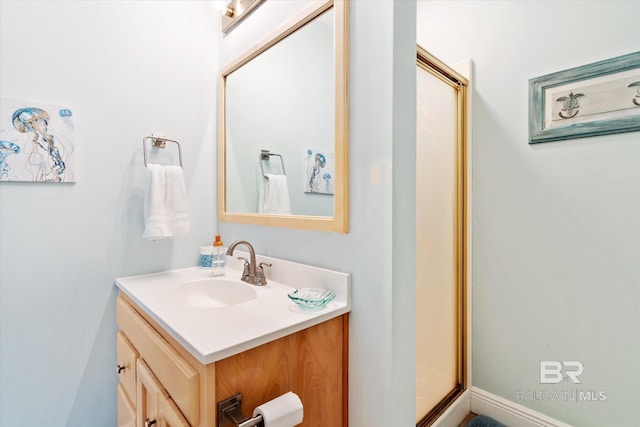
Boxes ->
[116,294,349,427]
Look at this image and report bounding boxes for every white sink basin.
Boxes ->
[168,278,257,308]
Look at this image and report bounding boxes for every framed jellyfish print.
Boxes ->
[0,97,76,182]
[529,51,640,144]
[304,147,334,195]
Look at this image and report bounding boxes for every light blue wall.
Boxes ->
[9,1,635,427]
[0,1,218,426]
[417,1,640,426]
[219,1,417,426]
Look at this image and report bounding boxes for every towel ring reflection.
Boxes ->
[259,149,286,179]
[143,136,183,168]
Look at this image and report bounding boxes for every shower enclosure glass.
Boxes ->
[415,47,468,426]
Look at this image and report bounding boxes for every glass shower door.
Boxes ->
[415,47,467,425]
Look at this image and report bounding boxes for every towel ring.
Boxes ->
[143,136,183,167]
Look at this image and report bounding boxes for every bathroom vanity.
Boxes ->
[115,256,350,427]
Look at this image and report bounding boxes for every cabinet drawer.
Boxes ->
[117,383,136,427]
[117,297,199,426]
[116,331,138,403]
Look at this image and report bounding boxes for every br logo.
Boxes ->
[539,361,584,384]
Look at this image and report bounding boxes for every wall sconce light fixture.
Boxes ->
[213,0,234,18]
[214,0,265,33]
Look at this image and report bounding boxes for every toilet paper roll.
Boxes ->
[252,391,303,427]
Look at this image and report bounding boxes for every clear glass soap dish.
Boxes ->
[287,288,336,310]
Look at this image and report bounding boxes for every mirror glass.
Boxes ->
[219,0,348,232]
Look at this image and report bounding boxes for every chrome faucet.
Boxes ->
[226,240,271,286]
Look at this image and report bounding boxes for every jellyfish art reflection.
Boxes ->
[12,107,66,181]
[307,152,326,193]
[0,140,20,179]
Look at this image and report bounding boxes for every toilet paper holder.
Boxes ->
[218,394,264,427]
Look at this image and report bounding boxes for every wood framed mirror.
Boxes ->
[218,0,348,232]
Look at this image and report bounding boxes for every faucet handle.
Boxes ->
[256,262,272,286]
[237,257,251,279]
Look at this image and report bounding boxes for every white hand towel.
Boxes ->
[143,164,171,240]
[262,174,291,215]
[143,164,190,239]
[166,165,190,237]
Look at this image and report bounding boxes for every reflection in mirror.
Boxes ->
[219,0,348,232]
[226,9,333,217]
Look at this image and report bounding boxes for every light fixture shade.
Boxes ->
[220,0,265,33]
[213,0,232,14]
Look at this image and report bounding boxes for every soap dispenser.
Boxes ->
[212,235,225,277]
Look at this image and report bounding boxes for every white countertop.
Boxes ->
[115,253,351,365]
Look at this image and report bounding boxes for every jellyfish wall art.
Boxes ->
[0,97,75,182]
[304,147,334,195]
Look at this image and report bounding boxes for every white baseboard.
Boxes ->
[470,387,572,427]
[431,389,471,427]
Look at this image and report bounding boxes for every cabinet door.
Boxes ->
[137,359,162,427]
[158,394,189,427]
[137,359,190,427]
[117,331,139,404]
[117,383,136,427]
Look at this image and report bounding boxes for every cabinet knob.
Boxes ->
[145,418,156,427]
[117,364,126,374]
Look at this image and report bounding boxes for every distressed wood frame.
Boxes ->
[529,51,640,144]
